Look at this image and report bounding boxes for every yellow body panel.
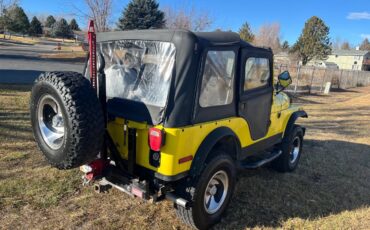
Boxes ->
[107,92,302,177]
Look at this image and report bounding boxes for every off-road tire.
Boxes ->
[272,125,304,172]
[30,71,104,169]
[175,152,236,229]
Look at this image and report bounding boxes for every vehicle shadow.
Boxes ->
[216,139,370,229]
[0,69,43,84]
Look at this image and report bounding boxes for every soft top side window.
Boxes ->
[244,57,270,91]
[199,50,235,107]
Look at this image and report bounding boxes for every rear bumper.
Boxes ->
[96,165,150,199]
[89,164,190,207]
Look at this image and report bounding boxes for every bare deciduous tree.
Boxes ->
[0,0,18,37]
[254,22,281,53]
[85,0,111,31]
[331,37,342,50]
[71,0,112,32]
[163,6,212,32]
[332,37,352,50]
[341,41,350,50]
[0,0,18,13]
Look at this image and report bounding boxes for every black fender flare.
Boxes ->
[189,127,241,178]
[284,110,308,138]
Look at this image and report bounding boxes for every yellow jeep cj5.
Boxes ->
[30,29,307,229]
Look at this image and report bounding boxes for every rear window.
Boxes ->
[98,40,175,107]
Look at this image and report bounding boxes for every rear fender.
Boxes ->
[189,127,241,178]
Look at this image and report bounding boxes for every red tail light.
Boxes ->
[149,128,165,151]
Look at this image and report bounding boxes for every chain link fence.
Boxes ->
[274,65,370,94]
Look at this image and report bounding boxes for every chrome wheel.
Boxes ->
[290,136,301,164]
[203,170,229,214]
[37,95,65,150]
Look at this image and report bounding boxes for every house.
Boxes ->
[306,60,339,69]
[326,49,370,71]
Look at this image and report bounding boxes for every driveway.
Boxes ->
[0,39,84,84]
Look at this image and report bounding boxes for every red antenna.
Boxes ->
[88,20,97,90]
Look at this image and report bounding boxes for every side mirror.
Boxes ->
[277,71,292,91]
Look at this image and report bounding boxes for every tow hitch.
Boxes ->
[80,161,190,208]
[80,161,150,199]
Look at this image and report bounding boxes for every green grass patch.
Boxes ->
[0,152,28,161]
[0,168,80,209]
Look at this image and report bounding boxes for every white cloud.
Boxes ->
[361,34,370,39]
[347,12,370,20]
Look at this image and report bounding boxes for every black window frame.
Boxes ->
[192,45,239,124]
[242,57,272,92]
[240,50,274,98]
[198,48,237,108]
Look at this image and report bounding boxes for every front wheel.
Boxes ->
[272,125,304,172]
[175,152,236,229]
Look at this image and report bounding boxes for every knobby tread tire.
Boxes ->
[30,71,104,169]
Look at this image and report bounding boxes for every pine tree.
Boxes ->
[282,40,289,51]
[51,18,73,39]
[359,38,370,51]
[5,5,30,35]
[238,21,254,43]
[45,15,56,28]
[117,0,165,30]
[69,18,80,31]
[29,16,43,36]
[291,16,332,65]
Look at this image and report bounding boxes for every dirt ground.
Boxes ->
[0,85,369,229]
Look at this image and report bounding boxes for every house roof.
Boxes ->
[331,49,370,56]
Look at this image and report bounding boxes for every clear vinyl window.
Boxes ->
[99,40,175,107]
[244,57,270,90]
[199,50,235,107]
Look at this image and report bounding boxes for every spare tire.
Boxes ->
[30,71,104,169]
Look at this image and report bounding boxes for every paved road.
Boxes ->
[0,39,84,84]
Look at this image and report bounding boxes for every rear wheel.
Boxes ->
[272,125,304,172]
[30,71,104,169]
[175,152,236,229]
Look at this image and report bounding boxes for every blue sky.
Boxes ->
[21,0,370,46]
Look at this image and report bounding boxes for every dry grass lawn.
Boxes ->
[0,34,77,45]
[0,84,369,229]
[0,34,86,61]
[39,51,87,61]
[0,34,38,45]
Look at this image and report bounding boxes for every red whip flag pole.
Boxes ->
[88,20,97,91]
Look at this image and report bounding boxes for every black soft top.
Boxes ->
[97,29,244,45]
[96,30,270,127]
